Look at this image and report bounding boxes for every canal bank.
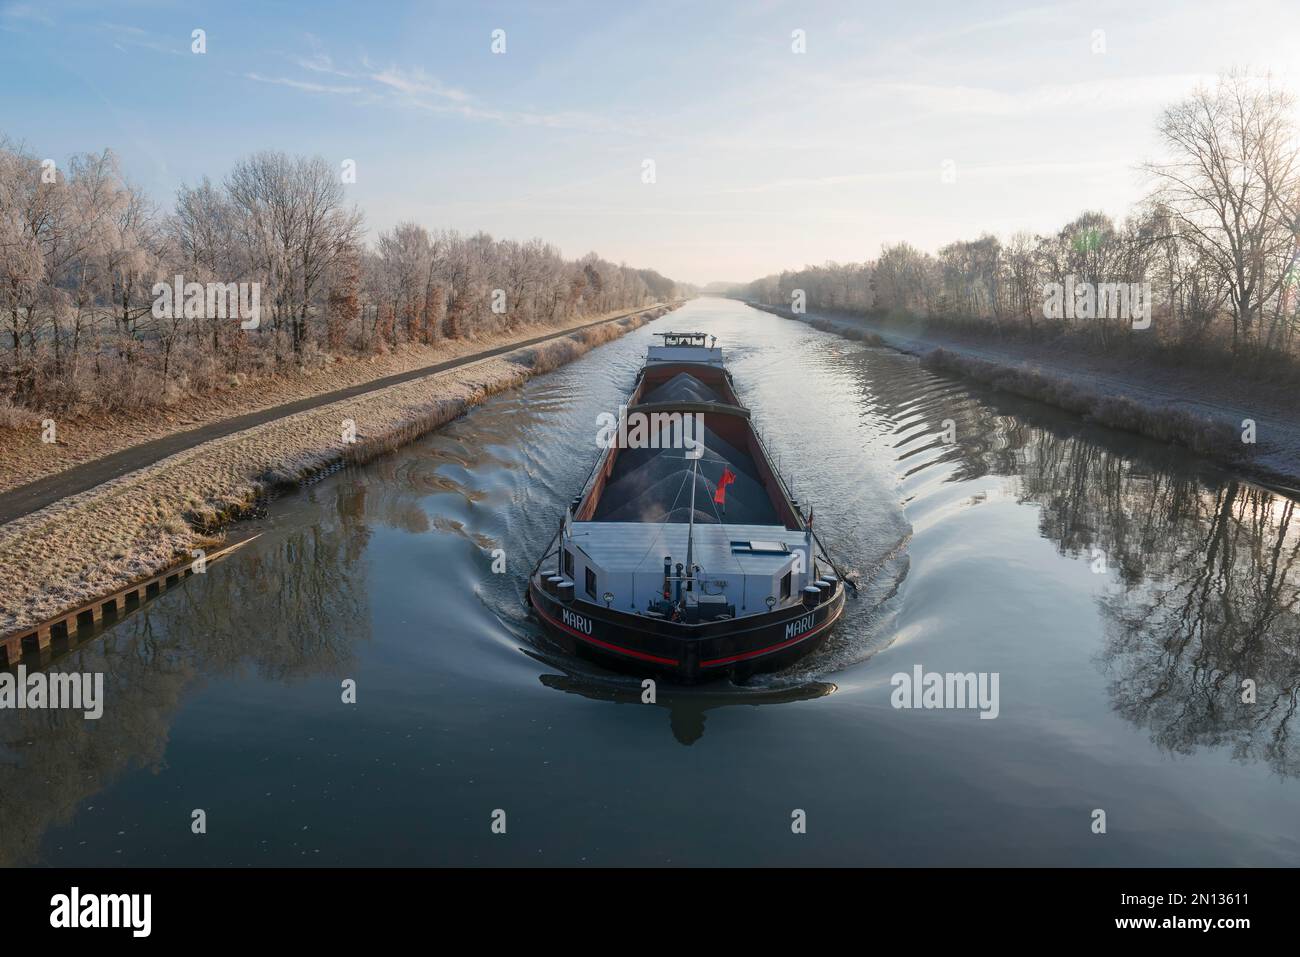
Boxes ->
[0,302,681,646]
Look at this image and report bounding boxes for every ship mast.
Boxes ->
[683,452,698,605]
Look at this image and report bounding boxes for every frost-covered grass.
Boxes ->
[921,348,1245,459]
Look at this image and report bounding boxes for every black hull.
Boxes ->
[527,573,845,682]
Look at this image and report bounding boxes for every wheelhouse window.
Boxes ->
[564,549,574,579]
[780,570,792,601]
[585,567,598,599]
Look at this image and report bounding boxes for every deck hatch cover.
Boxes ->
[731,540,789,554]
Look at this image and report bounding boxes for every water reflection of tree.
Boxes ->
[1097,483,1300,777]
[977,402,1300,777]
[0,630,191,866]
[0,480,374,864]
[852,349,1300,775]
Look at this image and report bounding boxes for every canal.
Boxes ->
[7,296,1299,865]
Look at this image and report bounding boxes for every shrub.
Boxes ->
[0,399,37,430]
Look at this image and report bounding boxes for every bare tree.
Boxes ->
[1146,72,1300,352]
[0,138,679,417]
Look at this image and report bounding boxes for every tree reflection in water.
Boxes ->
[877,350,1300,779]
[0,479,373,865]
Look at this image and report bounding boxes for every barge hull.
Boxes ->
[528,576,845,681]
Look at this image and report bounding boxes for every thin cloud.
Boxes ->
[295,33,342,74]
[245,72,362,95]
[294,51,342,74]
[723,159,1130,194]
[366,63,470,102]
[257,43,640,135]
[98,22,185,56]
[1,3,54,28]
[875,75,1217,116]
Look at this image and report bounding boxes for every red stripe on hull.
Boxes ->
[532,597,680,666]
[699,604,843,667]
[532,582,843,672]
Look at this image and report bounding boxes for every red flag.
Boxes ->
[713,467,736,505]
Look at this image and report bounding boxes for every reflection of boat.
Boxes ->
[539,670,837,745]
[523,643,837,744]
[527,331,852,682]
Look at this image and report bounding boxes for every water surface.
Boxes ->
[7,297,1299,866]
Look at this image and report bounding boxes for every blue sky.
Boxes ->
[3,0,1300,284]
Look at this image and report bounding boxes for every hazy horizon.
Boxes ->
[5,0,1300,285]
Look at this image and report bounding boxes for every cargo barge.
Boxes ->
[527,331,852,681]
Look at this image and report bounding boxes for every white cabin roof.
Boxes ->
[570,522,802,578]
[646,344,724,366]
[646,331,723,366]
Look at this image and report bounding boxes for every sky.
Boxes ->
[4,0,1300,286]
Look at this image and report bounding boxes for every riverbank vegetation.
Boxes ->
[739,72,1300,384]
[0,140,683,421]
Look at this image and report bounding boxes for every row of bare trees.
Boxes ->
[741,73,1300,370]
[0,140,680,416]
